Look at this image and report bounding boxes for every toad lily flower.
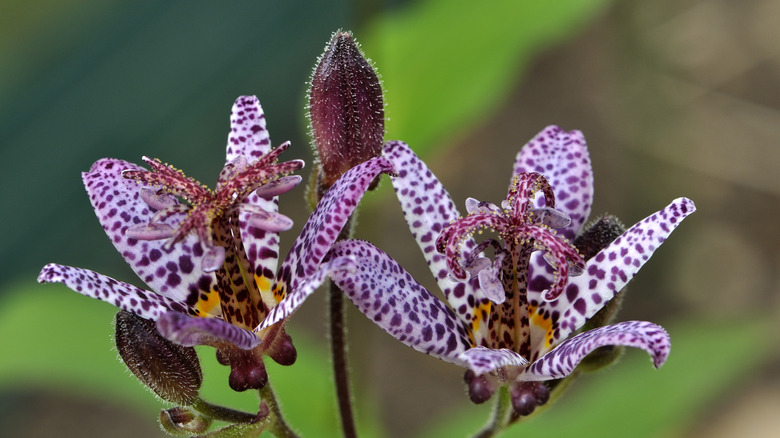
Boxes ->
[301,126,691,411]
[38,95,395,391]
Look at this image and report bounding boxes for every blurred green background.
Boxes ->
[2,0,779,436]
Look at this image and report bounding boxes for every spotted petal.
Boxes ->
[156,311,260,350]
[529,197,695,356]
[327,240,473,364]
[272,155,395,301]
[222,96,295,312]
[83,159,221,312]
[383,140,489,340]
[225,96,272,162]
[459,347,529,376]
[257,256,356,330]
[521,321,670,381]
[513,126,593,240]
[37,264,189,320]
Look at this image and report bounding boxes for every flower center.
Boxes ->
[436,172,584,353]
[121,142,303,330]
[122,142,303,272]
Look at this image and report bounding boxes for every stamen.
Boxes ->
[543,251,584,276]
[241,205,294,232]
[255,175,303,199]
[465,198,502,215]
[202,246,226,272]
[140,188,177,210]
[529,207,571,229]
[478,250,507,304]
[216,155,248,190]
[125,223,176,240]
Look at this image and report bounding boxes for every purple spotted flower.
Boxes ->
[38,95,395,391]
[262,125,694,411]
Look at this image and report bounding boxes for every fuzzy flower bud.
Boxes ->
[115,310,202,405]
[309,30,384,193]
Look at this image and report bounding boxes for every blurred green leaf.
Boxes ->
[420,317,774,438]
[362,0,610,155]
[0,284,384,437]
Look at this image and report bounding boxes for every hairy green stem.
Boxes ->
[260,382,299,438]
[330,283,357,438]
[473,386,511,438]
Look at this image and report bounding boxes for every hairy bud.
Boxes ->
[115,310,202,405]
[309,30,384,194]
[574,214,626,260]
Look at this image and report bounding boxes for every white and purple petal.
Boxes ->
[513,126,593,240]
[459,347,529,376]
[257,256,356,330]
[37,264,189,320]
[82,159,220,308]
[225,96,272,162]
[274,155,395,297]
[328,240,473,364]
[530,197,695,355]
[383,140,489,338]
[156,311,260,350]
[221,96,288,310]
[520,321,670,381]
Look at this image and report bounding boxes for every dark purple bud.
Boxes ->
[265,330,297,366]
[464,369,497,404]
[160,407,211,434]
[115,310,202,405]
[309,30,384,192]
[215,346,268,392]
[510,381,550,417]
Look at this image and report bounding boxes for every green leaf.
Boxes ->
[420,317,775,438]
[362,0,611,156]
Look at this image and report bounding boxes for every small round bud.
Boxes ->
[215,347,268,392]
[510,382,550,417]
[266,331,297,366]
[464,369,497,404]
[115,310,202,405]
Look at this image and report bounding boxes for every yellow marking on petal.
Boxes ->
[529,305,554,348]
[195,289,221,317]
[255,275,271,293]
[256,274,281,309]
[471,301,492,334]
[272,283,287,303]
